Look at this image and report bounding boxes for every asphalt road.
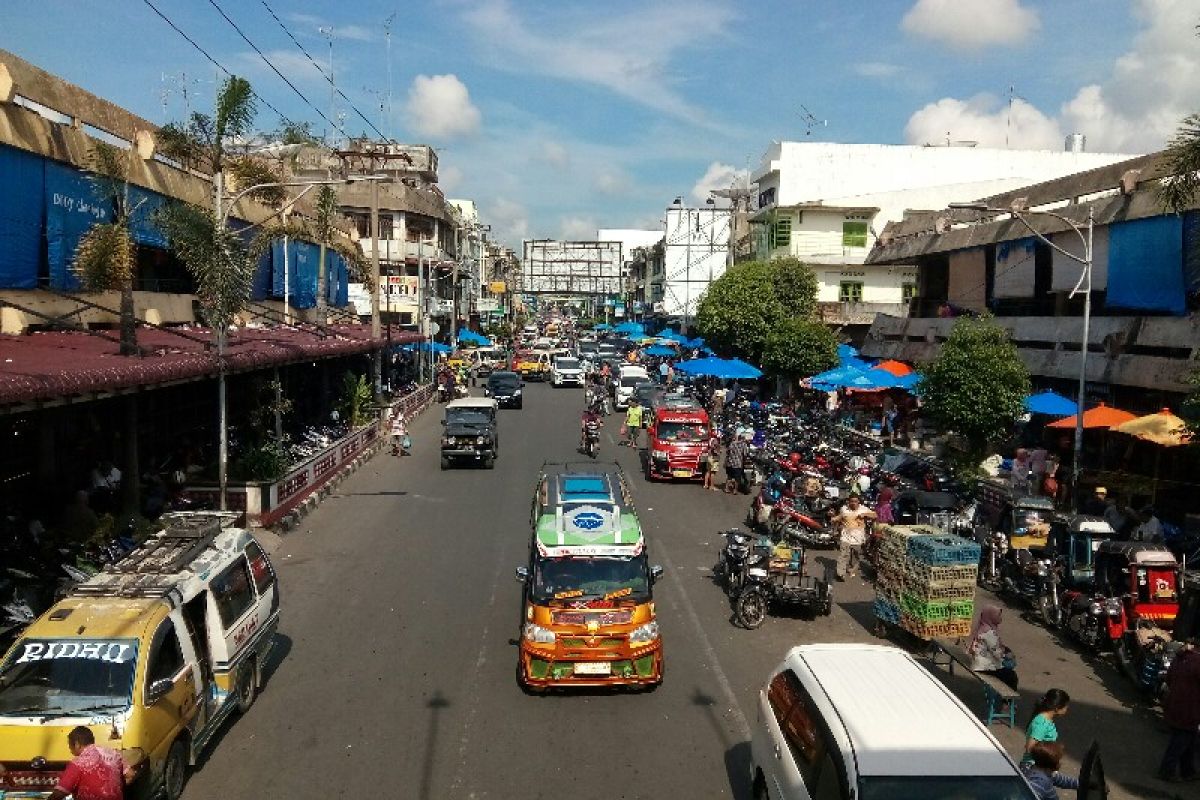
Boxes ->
[181,381,1183,800]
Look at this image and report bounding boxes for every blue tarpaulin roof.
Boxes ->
[676,357,763,379]
[457,328,492,345]
[401,341,452,353]
[1024,390,1079,416]
[644,345,676,356]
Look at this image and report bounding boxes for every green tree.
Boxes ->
[762,317,838,381]
[695,257,819,365]
[73,143,141,356]
[919,316,1030,458]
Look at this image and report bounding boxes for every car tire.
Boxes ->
[162,739,188,800]
[516,401,523,409]
[235,659,257,713]
[440,457,450,470]
[485,456,496,469]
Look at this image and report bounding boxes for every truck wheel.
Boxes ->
[235,659,258,713]
[162,740,188,800]
[736,587,768,629]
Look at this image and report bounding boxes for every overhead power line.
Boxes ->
[203,0,343,135]
[140,0,296,127]
[259,0,392,142]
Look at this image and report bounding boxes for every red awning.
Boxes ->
[0,324,419,407]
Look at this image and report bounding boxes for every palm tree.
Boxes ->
[156,76,273,510]
[1160,113,1200,213]
[73,143,140,355]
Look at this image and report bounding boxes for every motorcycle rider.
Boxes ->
[580,400,604,454]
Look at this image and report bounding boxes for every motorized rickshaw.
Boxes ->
[1048,515,1115,592]
[1089,541,1181,690]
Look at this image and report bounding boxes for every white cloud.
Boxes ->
[905,94,1062,149]
[285,13,377,42]
[486,197,530,244]
[405,74,482,139]
[541,141,570,169]
[691,162,749,206]
[594,169,632,196]
[853,62,901,79]
[460,0,736,132]
[902,0,1039,51]
[903,0,1200,152]
[559,215,598,240]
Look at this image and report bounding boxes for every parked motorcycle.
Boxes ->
[1058,590,1124,651]
[977,529,1010,591]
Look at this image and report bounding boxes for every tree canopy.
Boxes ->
[695,257,819,365]
[919,315,1030,456]
[761,317,838,380]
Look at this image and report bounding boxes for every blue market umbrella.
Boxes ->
[644,345,676,357]
[402,341,452,353]
[456,328,491,346]
[677,357,762,379]
[1024,390,1079,416]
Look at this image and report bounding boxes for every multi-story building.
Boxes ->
[748,141,1139,331]
[598,228,663,318]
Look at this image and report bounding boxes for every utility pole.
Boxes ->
[213,163,229,511]
[370,177,382,396]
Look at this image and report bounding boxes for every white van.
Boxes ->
[751,644,1041,800]
[615,365,650,410]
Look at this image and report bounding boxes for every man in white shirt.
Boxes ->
[834,494,876,580]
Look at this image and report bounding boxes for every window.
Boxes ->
[771,217,792,249]
[378,214,394,240]
[212,559,256,628]
[767,671,823,784]
[842,218,869,248]
[245,541,275,596]
[351,213,370,239]
[148,624,184,685]
[902,282,918,303]
[839,282,864,303]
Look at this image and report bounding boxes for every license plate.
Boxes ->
[672,469,693,478]
[573,661,611,676]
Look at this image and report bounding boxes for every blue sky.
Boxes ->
[5,1,1200,245]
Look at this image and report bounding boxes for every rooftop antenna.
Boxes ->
[384,11,396,140]
[798,104,827,136]
[363,87,386,137]
[318,26,339,144]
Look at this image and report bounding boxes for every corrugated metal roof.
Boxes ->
[0,324,419,407]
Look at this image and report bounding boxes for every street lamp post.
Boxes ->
[215,175,384,509]
[949,201,1094,509]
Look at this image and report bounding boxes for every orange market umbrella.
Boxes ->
[874,359,913,376]
[1112,408,1192,447]
[1047,402,1137,430]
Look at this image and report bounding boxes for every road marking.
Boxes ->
[448,539,506,794]
[655,539,751,740]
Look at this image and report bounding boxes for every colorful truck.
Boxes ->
[515,465,664,690]
[646,403,711,481]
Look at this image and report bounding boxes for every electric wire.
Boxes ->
[259,0,392,142]
[140,0,296,127]
[203,0,343,135]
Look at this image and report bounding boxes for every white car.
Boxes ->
[751,644,1053,800]
[615,366,649,409]
[550,356,584,387]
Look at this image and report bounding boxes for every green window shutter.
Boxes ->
[771,217,791,249]
[842,220,868,248]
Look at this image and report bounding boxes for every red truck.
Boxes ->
[646,405,711,481]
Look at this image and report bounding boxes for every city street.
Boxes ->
[182,383,1179,800]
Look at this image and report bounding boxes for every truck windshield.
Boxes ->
[556,359,580,369]
[859,776,1035,800]
[657,422,706,442]
[532,554,650,604]
[620,375,646,388]
[446,410,490,425]
[0,639,140,717]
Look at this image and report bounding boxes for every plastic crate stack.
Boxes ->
[872,525,926,627]
[899,534,981,640]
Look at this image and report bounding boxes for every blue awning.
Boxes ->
[1024,390,1078,416]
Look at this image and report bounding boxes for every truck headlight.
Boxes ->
[523,624,556,644]
[652,450,668,460]
[513,389,522,396]
[628,621,660,643]
[441,436,452,446]
[476,436,486,445]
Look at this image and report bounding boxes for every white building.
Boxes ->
[663,203,732,324]
[749,140,1139,325]
[598,228,663,316]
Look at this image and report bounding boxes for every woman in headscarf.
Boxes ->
[969,604,1019,690]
